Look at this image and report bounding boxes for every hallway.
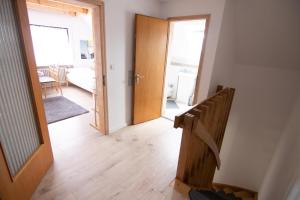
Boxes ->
[31,118,185,200]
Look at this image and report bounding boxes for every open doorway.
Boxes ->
[26,0,108,134]
[162,16,209,120]
[132,15,209,124]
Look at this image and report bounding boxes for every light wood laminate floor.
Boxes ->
[31,87,186,200]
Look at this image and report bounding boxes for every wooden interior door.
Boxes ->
[133,15,169,124]
[0,1,53,199]
[91,5,109,134]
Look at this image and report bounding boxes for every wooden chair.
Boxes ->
[48,66,63,95]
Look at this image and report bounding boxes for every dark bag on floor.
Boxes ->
[189,190,242,200]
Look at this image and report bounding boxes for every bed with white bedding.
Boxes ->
[66,68,96,93]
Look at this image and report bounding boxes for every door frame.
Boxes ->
[27,0,109,134]
[161,14,210,116]
[0,1,108,199]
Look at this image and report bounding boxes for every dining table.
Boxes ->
[39,76,56,98]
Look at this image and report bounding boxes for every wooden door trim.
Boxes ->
[44,0,103,7]
[90,4,109,134]
[71,1,109,134]
[135,13,166,21]
[27,0,109,134]
[98,4,109,134]
[160,20,171,117]
[168,14,210,22]
[166,14,211,105]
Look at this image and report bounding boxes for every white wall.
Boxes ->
[208,0,236,95]
[211,0,300,192]
[161,0,226,102]
[215,65,300,191]
[104,0,161,132]
[235,0,300,70]
[104,0,300,194]
[27,0,300,195]
[104,0,228,132]
[259,92,300,200]
[28,9,94,68]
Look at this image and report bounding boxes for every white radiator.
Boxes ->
[176,73,197,104]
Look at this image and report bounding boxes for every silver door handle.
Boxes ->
[134,73,144,84]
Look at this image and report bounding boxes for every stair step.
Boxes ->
[226,193,241,200]
[189,190,243,200]
[223,188,234,194]
[234,191,253,198]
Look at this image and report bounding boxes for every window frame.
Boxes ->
[29,24,72,66]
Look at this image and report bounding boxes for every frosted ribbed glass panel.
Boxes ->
[0,0,41,176]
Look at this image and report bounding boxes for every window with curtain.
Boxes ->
[30,25,73,66]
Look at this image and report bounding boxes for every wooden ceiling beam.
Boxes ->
[26,2,76,16]
[26,0,89,15]
[51,0,103,7]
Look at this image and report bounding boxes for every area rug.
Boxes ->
[44,96,89,124]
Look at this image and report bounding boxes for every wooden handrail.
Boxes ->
[174,85,235,189]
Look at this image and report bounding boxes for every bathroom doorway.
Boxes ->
[162,16,209,120]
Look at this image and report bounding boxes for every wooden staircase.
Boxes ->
[212,183,257,200]
[171,180,257,200]
[173,85,258,199]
